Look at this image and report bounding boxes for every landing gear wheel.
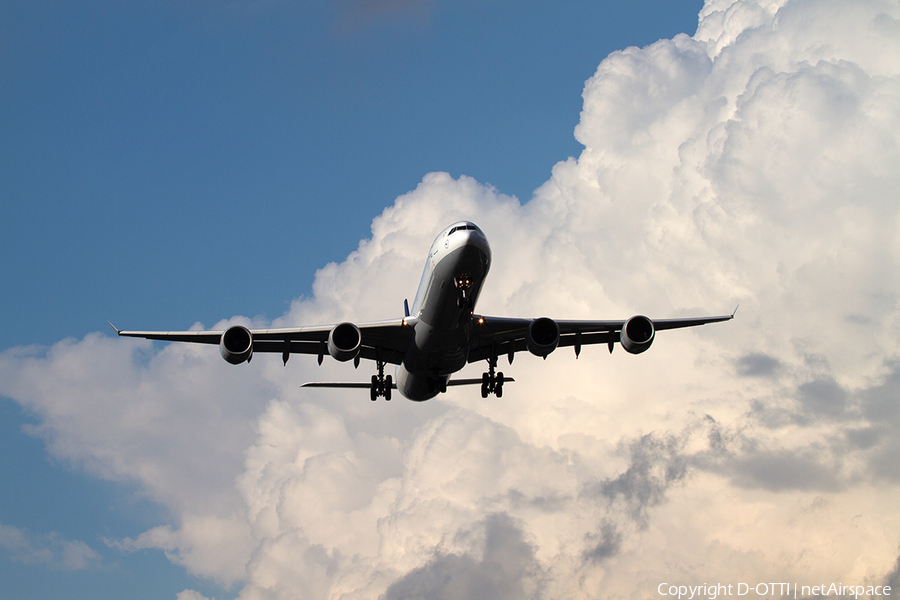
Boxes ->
[384,375,392,401]
[370,375,378,401]
[481,357,506,398]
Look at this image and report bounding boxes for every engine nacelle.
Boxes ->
[328,322,362,362]
[526,317,560,357]
[220,325,253,364]
[620,315,655,354]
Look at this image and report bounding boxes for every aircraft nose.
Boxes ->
[468,227,490,252]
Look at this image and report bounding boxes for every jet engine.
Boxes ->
[328,322,362,361]
[220,325,253,364]
[526,317,560,357]
[620,315,655,354]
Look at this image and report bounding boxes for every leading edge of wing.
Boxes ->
[648,312,735,331]
[474,311,735,338]
[111,318,407,341]
[110,318,414,360]
[112,327,223,344]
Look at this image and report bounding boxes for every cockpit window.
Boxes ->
[448,224,478,236]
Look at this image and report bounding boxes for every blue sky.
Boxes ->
[1,1,704,597]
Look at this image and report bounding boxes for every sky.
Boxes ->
[1,0,899,599]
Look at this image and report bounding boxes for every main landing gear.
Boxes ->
[481,356,504,398]
[370,359,392,401]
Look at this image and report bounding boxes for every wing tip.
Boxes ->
[107,320,121,335]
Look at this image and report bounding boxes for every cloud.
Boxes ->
[381,513,544,600]
[585,431,692,527]
[3,0,900,597]
[177,591,213,600]
[0,523,101,571]
[735,352,782,377]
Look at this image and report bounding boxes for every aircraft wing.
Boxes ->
[466,311,735,363]
[110,319,414,365]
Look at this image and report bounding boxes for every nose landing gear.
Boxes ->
[455,274,476,312]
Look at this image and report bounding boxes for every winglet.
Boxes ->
[732,304,739,318]
[107,320,121,335]
[404,299,410,318]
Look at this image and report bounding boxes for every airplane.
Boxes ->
[110,221,734,401]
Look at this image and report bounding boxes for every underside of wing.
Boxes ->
[250,319,413,365]
[300,382,390,389]
[467,316,617,363]
[467,311,734,363]
[111,318,414,366]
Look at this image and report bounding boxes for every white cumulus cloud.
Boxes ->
[2,0,900,597]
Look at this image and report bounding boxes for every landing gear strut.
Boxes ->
[370,359,392,401]
[480,356,504,398]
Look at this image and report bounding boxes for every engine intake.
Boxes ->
[220,325,253,364]
[620,315,655,354]
[328,322,362,362]
[526,317,560,357]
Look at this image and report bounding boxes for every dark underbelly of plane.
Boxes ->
[404,325,469,375]
[398,244,489,400]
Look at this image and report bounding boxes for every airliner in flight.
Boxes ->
[111,222,733,401]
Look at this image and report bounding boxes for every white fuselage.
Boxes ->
[395,221,491,400]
